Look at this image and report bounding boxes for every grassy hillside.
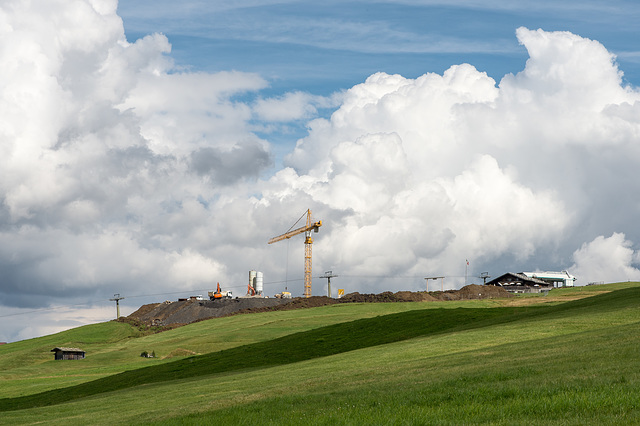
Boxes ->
[1,283,638,424]
[1,299,478,397]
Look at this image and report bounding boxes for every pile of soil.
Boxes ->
[337,284,509,303]
[127,297,292,326]
[339,291,436,303]
[124,284,511,330]
[449,283,509,300]
[236,296,339,313]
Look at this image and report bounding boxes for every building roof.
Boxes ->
[486,272,550,287]
[51,347,85,353]
[522,271,576,282]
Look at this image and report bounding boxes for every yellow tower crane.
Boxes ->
[268,209,322,298]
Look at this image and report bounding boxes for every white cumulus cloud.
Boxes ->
[570,233,640,284]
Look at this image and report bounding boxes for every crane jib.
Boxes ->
[267,221,322,244]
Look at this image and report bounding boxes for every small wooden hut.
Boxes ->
[51,347,85,360]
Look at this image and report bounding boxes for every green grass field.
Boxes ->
[1,282,639,424]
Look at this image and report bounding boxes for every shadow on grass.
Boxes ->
[1,286,638,412]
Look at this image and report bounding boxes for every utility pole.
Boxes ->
[465,259,469,285]
[109,293,124,319]
[424,277,445,292]
[320,270,338,298]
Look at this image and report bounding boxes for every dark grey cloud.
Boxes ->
[190,141,272,185]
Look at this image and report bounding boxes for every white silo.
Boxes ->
[249,270,257,295]
[255,271,264,295]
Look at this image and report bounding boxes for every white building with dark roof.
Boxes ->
[522,271,576,287]
[486,272,553,294]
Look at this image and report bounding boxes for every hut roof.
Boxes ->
[51,347,85,353]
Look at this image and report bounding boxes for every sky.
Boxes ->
[2,0,640,342]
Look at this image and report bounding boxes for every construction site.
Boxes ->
[121,208,512,329]
[124,284,511,329]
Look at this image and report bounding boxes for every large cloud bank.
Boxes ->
[1,1,640,341]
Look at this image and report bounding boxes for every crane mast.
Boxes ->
[268,209,322,298]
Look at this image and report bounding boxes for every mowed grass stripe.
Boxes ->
[173,321,640,425]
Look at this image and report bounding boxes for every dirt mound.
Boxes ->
[130,298,293,326]
[236,296,339,314]
[340,292,396,303]
[455,284,511,299]
[128,303,162,319]
[125,285,512,330]
[340,291,438,303]
[426,284,512,301]
[395,291,438,302]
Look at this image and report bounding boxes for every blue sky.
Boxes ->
[116,0,640,174]
[117,0,640,96]
[113,0,640,277]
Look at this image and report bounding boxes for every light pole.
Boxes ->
[320,271,338,297]
[109,293,124,319]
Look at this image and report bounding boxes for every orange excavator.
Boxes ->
[209,282,233,300]
[247,282,256,296]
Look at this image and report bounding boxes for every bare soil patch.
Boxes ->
[163,348,198,359]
